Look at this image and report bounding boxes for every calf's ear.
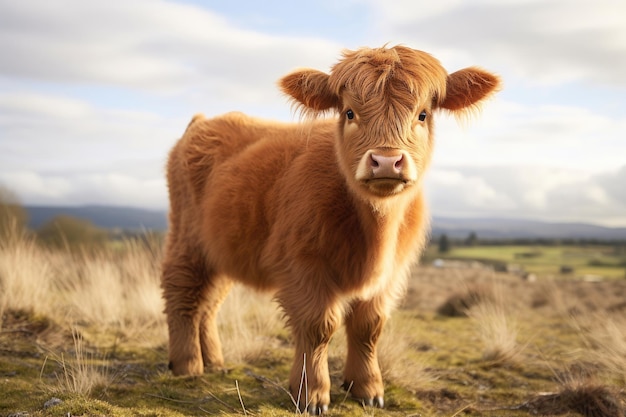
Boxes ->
[440,67,501,114]
[279,69,340,114]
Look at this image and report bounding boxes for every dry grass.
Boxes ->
[0,233,293,363]
[0,233,167,346]
[519,376,624,417]
[42,328,112,396]
[377,318,435,391]
[2,232,626,416]
[0,231,57,325]
[218,285,285,364]
[436,282,495,317]
[574,313,626,385]
[465,282,522,365]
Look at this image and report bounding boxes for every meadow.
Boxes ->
[1,228,625,416]
[425,244,626,280]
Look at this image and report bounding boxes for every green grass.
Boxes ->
[426,244,626,279]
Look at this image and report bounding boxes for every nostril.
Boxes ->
[394,155,404,170]
[370,155,380,168]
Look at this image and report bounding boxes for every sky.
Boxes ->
[0,0,625,226]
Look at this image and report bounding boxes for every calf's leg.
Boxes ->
[198,277,233,367]
[162,249,231,375]
[278,286,342,415]
[343,297,387,407]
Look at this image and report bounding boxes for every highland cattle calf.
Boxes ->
[162,45,500,414]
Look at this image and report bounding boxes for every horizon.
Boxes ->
[1,1,625,227]
[19,203,626,231]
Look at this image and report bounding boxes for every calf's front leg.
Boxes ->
[279,288,343,415]
[343,297,387,407]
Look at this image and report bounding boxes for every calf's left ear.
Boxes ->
[440,67,501,114]
[279,69,340,113]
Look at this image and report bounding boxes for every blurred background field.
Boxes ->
[424,244,626,280]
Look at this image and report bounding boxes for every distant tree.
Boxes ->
[465,231,478,246]
[438,234,451,254]
[0,185,28,243]
[37,215,108,251]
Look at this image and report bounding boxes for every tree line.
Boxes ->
[433,232,626,254]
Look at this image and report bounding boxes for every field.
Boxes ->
[425,244,626,280]
[1,232,625,416]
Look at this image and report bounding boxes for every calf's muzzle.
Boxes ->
[370,152,404,178]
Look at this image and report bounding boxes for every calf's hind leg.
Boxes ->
[162,249,231,375]
[198,277,233,368]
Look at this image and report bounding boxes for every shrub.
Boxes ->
[37,215,108,251]
[0,186,27,243]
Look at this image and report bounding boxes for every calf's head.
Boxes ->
[280,46,500,202]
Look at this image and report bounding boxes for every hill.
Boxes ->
[25,205,168,231]
[22,205,626,240]
[431,216,626,241]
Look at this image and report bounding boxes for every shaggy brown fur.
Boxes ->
[161,45,500,414]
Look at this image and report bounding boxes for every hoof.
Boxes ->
[167,358,204,376]
[342,381,384,409]
[306,403,329,415]
[360,396,384,408]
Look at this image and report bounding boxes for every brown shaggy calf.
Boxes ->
[162,45,500,414]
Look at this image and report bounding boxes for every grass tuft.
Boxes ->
[575,313,626,385]
[519,379,624,417]
[465,282,522,365]
[436,283,495,317]
[43,328,112,396]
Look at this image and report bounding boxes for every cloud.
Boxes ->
[426,165,626,226]
[431,99,626,172]
[427,169,516,210]
[0,91,180,172]
[368,0,626,87]
[0,170,167,209]
[596,165,626,205]
[0,0,341,99]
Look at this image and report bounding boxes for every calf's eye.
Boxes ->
[346,109,355,120]
[418,110,427,122]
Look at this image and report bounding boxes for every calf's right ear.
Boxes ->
[279,69,340,114]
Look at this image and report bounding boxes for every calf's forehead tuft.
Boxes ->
[328,46,448,107]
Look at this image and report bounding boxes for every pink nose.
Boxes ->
[370,153,404,178]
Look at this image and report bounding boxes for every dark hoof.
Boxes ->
[343,380,384,409]
[360,396,384,408]
[306,403,329,415]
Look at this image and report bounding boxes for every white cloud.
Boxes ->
[0,0,341,98]
[0,91,180,172]
[428,169,516,210]
[0,93,91,119]
[368,0,626,87]
[0,171,73,200]
[432,99,626,172]
[426,165,626,226]
[0,170,167,209]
